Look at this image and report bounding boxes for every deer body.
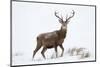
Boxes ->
[33,10,75,59]
[37,27,66,48]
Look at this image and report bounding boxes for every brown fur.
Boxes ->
[33,10,75,59]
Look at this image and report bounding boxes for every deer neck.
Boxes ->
[58,26,67,39]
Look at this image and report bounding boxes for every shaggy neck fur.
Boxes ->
[58,26,67,39]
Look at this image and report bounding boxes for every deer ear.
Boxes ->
[59,19,63,24]
[65,20,70,24]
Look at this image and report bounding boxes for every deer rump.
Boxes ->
[37,31,64,49]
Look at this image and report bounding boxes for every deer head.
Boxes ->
[55,10,75,30]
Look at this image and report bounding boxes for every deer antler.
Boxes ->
[55,11,63,22]
[65,10,75,22]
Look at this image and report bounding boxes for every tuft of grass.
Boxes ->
[14,52,23,56]
[51,53,56,59]
[67,47,91,59]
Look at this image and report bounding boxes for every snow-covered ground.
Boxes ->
[12,1,95,66]
[12,46,95,65]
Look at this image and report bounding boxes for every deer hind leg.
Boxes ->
[33,45,41,59]
[59,45,64,57]
[41,47,47,59]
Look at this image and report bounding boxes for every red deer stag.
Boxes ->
[33,10,75,59]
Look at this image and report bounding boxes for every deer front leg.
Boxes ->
[54,46,58,58]
[59,45,64,57]
[41,47,47,59]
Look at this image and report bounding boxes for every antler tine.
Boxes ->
[65,14,68,22]
[55,11,63,21]
[61,15,63,21]
[67,10,75,21]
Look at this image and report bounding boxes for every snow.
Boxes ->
[12,48,94,65]
[12,1,95,66]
